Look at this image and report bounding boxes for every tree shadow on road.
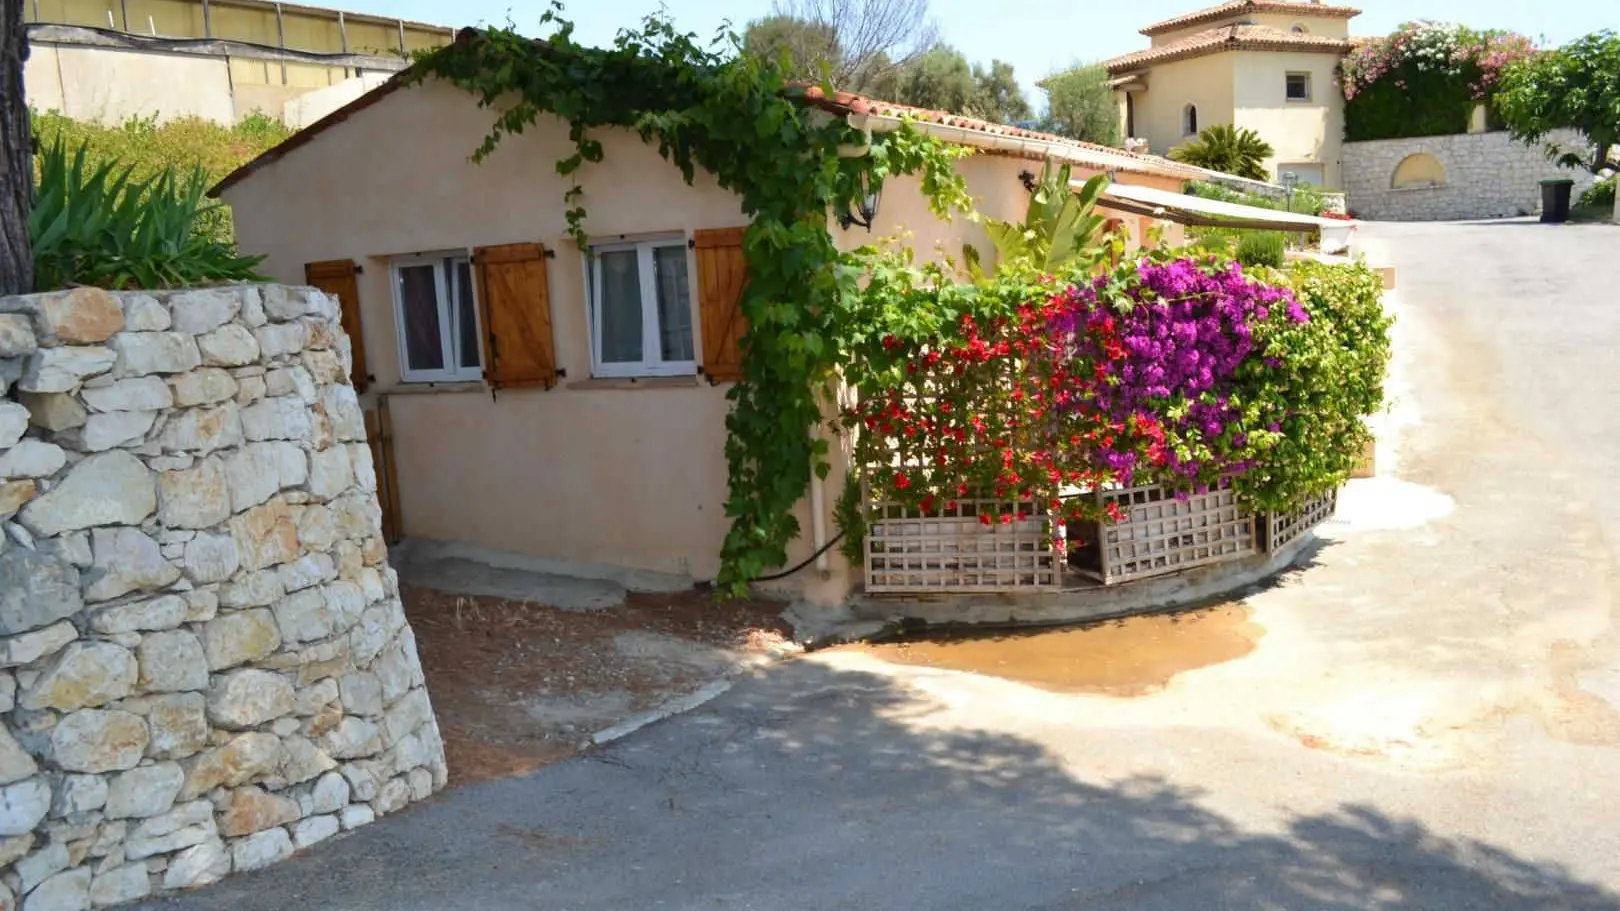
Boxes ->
[135,659,1619,911]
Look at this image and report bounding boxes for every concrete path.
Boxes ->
[138,220,1620,910]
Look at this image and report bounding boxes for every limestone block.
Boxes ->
[295,504,337,552]
[0,312,37,356]
[76,410,157,452]
[330,493,380,542]
[131,692,208,760]
[0,478,35,521]
[0,778,50,836]
[50,775,105,817]
[307,446,353,500]
[382,688,433,743]
[0,620,77,668]
[18,451,154,538]
[293,678,339,717]
[167,289,240,334]
[321,717,380,760]
[17,392,86,432]
[339,761,380,802]
[79,377,171,413]
[0,672,12,712]
[0,401,26,448]
[273,587,332,644]
[373,636,421,704]
[201,609,282,671]
[90,594,187,634]
[229,498,299,571]
[88,862,150,907]
[104,762,184,819]
[291,813,339,849]
[321,385,366,442]
[261,286,317,322]
[22,867,90,911]
[51,710,148,773]
[337,672,383,718]
[224,442,306,513]
[302,349,344,386]
[206,670,294,729]
[0,728,37,785]
[111,332,200,377]
[304,771,349,816]
[253,323,306,359]
[278,734,336,786]
[239,396,311,443]
[0,440,66,480]
[198,324,259,368]
[230,827,292,872]
[20,346,116,393]
[84,527,180,602]
[21,288,126,344]
[407,766,433,801]
[233,374,267,405]
[219,786,299,838]
[217,569,283,609]
[22,642,138,711]
[277,553,335,595]
[155,457,230,530]
[157,403,242,455]
[182,589,217,622]
[237,288,266,328]
[338,804,373,830]
[123,295,169,332]
[123,821,211,861]
[17,840,70,893]
[181,533,238,585]
[160,839,229,890]
[169,369,238,408]
[348,444,376,493]
[135,631,208,693]
[323,582,365,636]
[178,733,284,800]
[349,602,402,666]
[371,776,410,815]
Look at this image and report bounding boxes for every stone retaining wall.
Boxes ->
[1341,130,1597,221]
[0,283,446,909]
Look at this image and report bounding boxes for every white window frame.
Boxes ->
[583,234,700,379]
[389,251,483,384]
[1285,71,1313,102]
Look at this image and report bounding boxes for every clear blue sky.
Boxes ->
[353,0,1618,105]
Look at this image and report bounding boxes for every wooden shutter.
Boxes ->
[304,259,368,393]
[693,227,748,383]
[471,242,557,391]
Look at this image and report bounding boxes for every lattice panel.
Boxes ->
[1263,488,1338,553]
[1083,485,1257,585]
[865,499,1061,593]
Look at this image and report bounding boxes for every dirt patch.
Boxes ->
[841,604,1261,696]
[401,584,796,787]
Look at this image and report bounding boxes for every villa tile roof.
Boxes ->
[1105,23,1352,74]
[1141,0,1360,36]
[789,84,1204,180]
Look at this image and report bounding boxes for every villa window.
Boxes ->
[390,252,483,383]
[586,235,697,378]
[1183,103,1198,136]
[1286,72,1312,102]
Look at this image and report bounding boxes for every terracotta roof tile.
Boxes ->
[1105,24,1351,74]
[1141,0,1359,36]
[789,84,1203,180]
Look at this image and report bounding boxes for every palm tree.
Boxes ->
[1169,124,1275,181]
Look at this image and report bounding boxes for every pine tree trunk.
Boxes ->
[0,0,32,295]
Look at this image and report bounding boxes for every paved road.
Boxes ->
[140,220,1620,910]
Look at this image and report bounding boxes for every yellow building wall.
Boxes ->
[1149,10,1351,46]
[26,0,450,55]
[25,43,237,122]
[1233,51,1345,187]
[1126,53,1237,158]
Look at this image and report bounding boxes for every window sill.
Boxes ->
[567,375,704,391]
[378,380,488,395]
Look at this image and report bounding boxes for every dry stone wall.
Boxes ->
[0,284,446,909]
[1341,129,1597,221]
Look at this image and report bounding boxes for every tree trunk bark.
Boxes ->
[0,0,32,295]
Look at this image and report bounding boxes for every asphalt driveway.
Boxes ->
[138,219,1620,910]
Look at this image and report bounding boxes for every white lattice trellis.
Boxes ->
[1263,488,1338,553]
[864,498,1061,593]
[1080,485,1258,585]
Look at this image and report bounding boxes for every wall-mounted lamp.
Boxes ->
[1282,170,1299,212]
[838,169,882,231]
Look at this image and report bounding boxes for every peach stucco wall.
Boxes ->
[1233,51,1345,187]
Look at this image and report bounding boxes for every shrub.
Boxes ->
[31,141,266,291]
[1580,177,1616,208]
[1169,125,1274,180]
[1343,23,1536,141]
[1236,232,1286,268]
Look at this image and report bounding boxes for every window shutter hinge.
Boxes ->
[353,263,364,274]
[556,368,567,378]
[544,249,555,259]
[687,238,696,249]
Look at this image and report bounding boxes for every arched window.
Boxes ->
[1391,153,1446,189]
[1183,104,1199,136]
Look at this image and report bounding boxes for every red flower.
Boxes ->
[1000,513,1013,525]
[893,473,911,491]
[979,513,992,526]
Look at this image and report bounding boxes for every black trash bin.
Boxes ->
[1540,178,1575,223]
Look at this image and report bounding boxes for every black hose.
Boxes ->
[752,531,847,582]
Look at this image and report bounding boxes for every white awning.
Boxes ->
[1092,181,1354,232]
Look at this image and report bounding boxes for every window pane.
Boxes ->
[397,264,444,372]
[597,249,643,363]
[453,259,480,370]
[653,246,694,362]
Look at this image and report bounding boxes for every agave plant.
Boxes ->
[1169,124,1276,181]
[30,140,265,292]
[965,160,1110,279]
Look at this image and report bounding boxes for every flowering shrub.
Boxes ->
[1343,22,1536,141]
[837,247,1389,553]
